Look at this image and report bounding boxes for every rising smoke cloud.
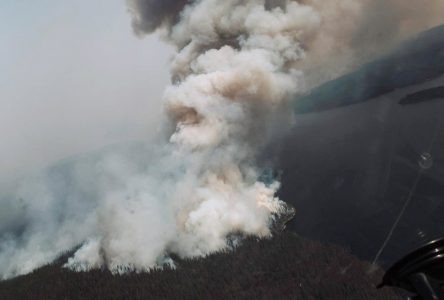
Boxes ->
[1,0,443,279]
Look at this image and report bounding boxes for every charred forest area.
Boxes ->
[0,232,402,300]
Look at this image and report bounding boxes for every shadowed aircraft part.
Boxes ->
[399,86,444,105]
[294,25,444,114]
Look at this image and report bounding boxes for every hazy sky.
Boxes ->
[0,0,172,184]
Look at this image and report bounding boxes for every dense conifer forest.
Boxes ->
[0,232,402,299]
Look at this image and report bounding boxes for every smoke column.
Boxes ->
[1,0,443,279]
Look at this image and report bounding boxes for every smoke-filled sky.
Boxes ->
[1,0,444,280]
[0,0,172,186]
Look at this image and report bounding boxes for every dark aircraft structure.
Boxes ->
[293,25,444,114]
[278,23,444,274]
[379,238,444,299]
[276,24,444,298]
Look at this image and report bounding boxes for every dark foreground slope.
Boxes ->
[0,232,401,300]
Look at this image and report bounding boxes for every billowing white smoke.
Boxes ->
[1,0,444,279]
[1,0,315,278]
[68,0,321,272]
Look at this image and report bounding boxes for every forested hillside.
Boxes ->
[0,232,402,300]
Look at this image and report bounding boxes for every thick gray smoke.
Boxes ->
[129,0,444,85]
[299,0,444,85]
[127,0,189,35]
[1,0,443,279]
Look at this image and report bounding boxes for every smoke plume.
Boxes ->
[1,0,443,279]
